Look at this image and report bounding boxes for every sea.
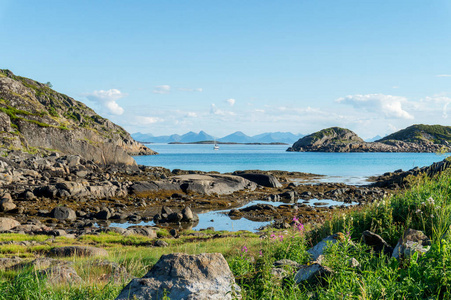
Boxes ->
[125,143,449,232]
[134,143,448,183]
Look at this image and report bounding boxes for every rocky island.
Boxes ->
[287,125,451,152]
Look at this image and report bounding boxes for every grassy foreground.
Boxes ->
[1,168,451,299]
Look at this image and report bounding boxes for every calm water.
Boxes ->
[127,144,448,232]
[134,143,448,178]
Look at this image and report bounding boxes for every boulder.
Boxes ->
[235,173,282,188]
[0,217,20,231]
[115,253,240,300]
[392,228,431,260]
[50,206,76,221]
[307,233,347,260]
[130,174,256,196]
[0,193,16,212]
[362,230,393,255]
[294,263,333,284]
[49,246,108,257]
[96,208,112,220]
[124,226,157,238]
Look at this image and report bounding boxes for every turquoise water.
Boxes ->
[134,143,448,178]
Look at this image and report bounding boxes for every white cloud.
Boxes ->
[337,94,414,120]
[178,87,203,92]
[135,116,162,124]
[226,98,236,106]
[85,89,125,115]
[421,96,451,119]
[210,104,236,116]
[153,85,171,94]
[186,112,198,117]
[436,74,451,77]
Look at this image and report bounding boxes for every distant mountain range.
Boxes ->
[132,131,304,144]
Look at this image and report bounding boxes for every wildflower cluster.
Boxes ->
[292,216,305,233]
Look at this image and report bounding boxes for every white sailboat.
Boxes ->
[213,139,219,150]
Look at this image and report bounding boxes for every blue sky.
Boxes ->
[1,0,451,139]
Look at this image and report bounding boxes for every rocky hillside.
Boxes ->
[0,70,155,165]
[288,125,451,152]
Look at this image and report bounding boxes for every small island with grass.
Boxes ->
[287,125,451,153]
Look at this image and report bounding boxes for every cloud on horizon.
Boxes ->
[336,94,414,120]
[210,104,236,116]
[85,89,125,115]
[153,85,171,94]
[178,87,203,92]
[436,74,451,77]
[226,98,236,106]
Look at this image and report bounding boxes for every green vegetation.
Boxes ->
[48,105,59,117]
[308,127,362,143]
[1,169,451,298]
[378,124,451,144]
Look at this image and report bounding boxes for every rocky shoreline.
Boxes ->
[1,148,449,240]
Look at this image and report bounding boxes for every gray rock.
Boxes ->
[392,228,431,260]
[0,200,16,212]
[49,246,108,257]
[0,193,16,212]
[348,258,360,268]
[181,206,194,221]
[0,217,20,231]
[131,174,256,196]
[307,233,346,260]
[124,226,157,238]
[51,206,76,221]
[115,253,240,300]
[294,263,333,284]
[235,173,282,188]
[154,240,169,247]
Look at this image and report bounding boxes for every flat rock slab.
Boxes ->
[131,174,256,196]
[49,246,108,257]
[0,217,20,231]
[115,252,240,300]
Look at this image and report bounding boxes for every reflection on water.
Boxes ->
[110,198,356,233]
[292,175,373,186]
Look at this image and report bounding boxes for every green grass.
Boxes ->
[1,169,451,299]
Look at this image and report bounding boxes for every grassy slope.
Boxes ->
[1,162,451,299]
[377,124,451,144]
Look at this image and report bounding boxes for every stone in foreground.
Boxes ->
[392,228,431,260]
[0,217,20,231]
[115,253,240,300]
[49,246,108,257]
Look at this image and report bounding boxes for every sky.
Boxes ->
[1,0,451,139]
